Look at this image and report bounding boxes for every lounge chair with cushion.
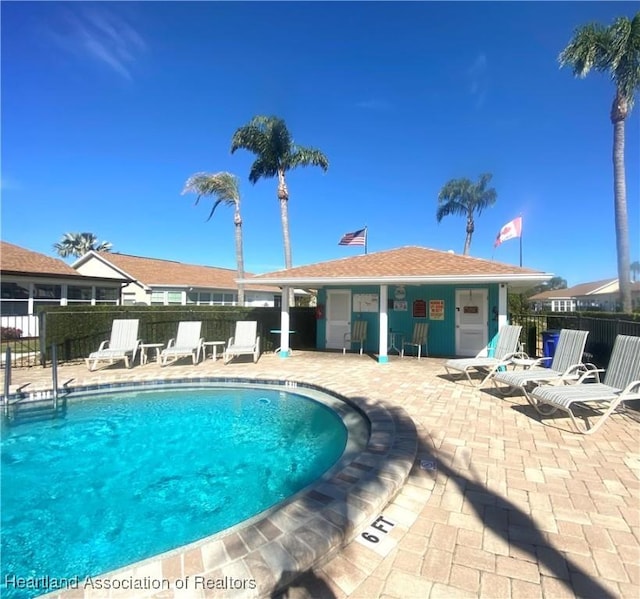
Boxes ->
[444,324,524,387]
[160,321,203,366]
[223,321,260,364]
[492,329,592,404]
[343,320,368,355]
[528,334,640,434]
[401,322,429,359]
[86,319,141,371]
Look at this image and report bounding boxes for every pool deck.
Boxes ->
[3,350,639,599]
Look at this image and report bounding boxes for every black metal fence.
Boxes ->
[3,308,639,369]
[510,312,640,368]
[3,307,316,368]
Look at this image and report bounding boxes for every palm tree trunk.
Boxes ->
[234,206,245,306]
[463,215,474,255]
[611,94,632,312]
[277,169,295,306]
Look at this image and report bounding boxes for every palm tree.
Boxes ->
[559,13,640,313]
[231,115,329,305]
[436,173,497,255]
[182,172,246,306]
[53,232,112,258]
[631,260,640,283]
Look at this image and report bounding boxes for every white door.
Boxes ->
[455,289,488,356]
[326,290,351,350]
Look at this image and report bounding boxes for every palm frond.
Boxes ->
[182,172,240,221]
[248,156,277,184]
[287,147,330,171]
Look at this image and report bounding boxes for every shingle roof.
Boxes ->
[91,252,280,292]
[247,246,549,283]
[529,279,617,300]
[1,241,86,278]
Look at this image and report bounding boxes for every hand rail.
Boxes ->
[3,346,10,418]
[51,344,58,410]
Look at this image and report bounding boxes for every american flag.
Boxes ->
[338,228,367,246]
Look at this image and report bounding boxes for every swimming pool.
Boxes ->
[1,382,368,598]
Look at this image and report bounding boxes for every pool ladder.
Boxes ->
[3,345,61,423]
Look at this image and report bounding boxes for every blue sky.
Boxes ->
[2,1,638,287]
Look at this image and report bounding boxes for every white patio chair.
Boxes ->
[401,322,429,359]
[343,320,368,355]
[85,319,141,371]
[444,324,524,387]
[528,335,640,434]
[223,321,261,364]
[492,329,593,405]
[160,321,203,366]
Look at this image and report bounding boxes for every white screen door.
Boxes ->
[455,289,488,356]
[326,290,351,350]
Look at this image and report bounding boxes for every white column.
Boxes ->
[378,284,389,363]
[279,286,291,358]
[498,283,508,328]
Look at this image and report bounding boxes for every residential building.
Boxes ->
[529,279,640,312]
[72,251,284,307]
[0,241,125,336]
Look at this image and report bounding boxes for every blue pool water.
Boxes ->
[1,385,348,598]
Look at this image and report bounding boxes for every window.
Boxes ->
[167,291,182,304]
[212,293,224,305]
[67,286,93,301]
[151,291,165,305]
[96,287,119,303]
[186,292,198,305]
[1,282,29,300]
[34,284,61,299]
[199,292,211,304]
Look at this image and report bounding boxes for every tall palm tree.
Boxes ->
[436,173,497,255]
[53,232,112,258]
[559,13,640,313]
[231,115,329,305]
[631,260,640,283]
[182,172,246,306]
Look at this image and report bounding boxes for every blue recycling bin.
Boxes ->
[541,330,560,367]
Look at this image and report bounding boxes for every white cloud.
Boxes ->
[355,98,392,111]
[467,54,488,109]
[46,6,146,81]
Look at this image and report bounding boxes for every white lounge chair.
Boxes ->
[492,329,592,406]
[401,322,429,359]
[160,321,203,366]
[343,320,367,355]
[85,319,141,371]
[444,324,524,387]
[223,321,260,364]
[528,335,640,434]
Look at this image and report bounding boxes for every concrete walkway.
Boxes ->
[3,351,639,598]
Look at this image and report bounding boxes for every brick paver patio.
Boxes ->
[3,350,639,598]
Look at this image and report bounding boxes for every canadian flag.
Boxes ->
[494,217,522,248]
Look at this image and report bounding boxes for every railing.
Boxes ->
[510,312,640,368]
[3,346,10,418]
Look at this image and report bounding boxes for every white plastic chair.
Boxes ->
[223,321,261,364]
[85,319,141,371]
[160,321,203,366]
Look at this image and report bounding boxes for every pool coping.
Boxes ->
[8,375,418,599]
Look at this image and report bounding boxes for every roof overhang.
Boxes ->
[239,273,554,288]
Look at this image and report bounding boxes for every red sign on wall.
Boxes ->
[412,299,427,318]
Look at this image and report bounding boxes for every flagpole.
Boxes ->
[364,225,368,255]
[519,213,523,267]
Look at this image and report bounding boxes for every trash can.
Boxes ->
[541,330,560,367]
